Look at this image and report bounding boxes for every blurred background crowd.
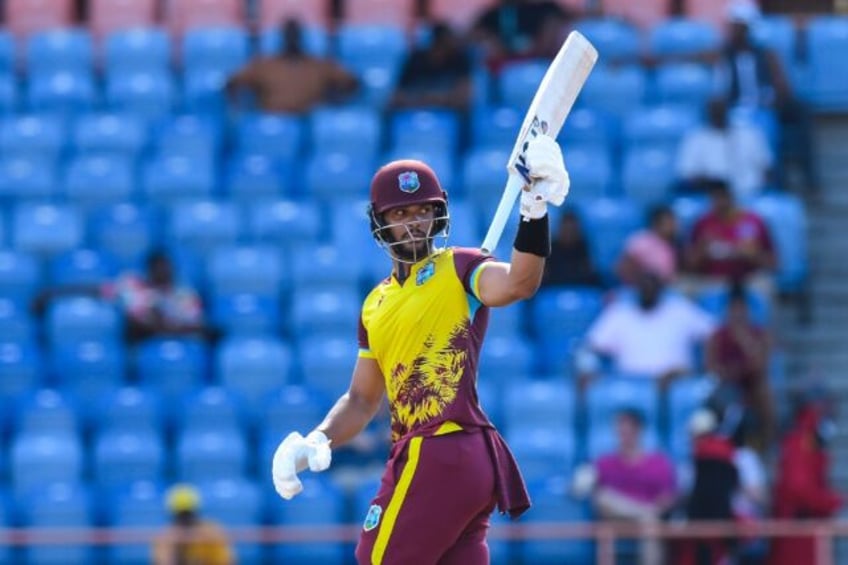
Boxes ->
[0,0,846,563]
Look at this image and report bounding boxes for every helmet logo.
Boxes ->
[398,171,420,193]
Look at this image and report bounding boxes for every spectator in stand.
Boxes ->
[705,283,775,449]
[542,209,604,288]
[715,0,819,193]
[618,205,682,287]
[389,22,472,111]
[677,97,774,200]
[152,484,233,565]
[34,248,208,344]
[225,19,359,114]
[769,387,842,565]
[684,179,776,296]
[470,0,574,72]
[588,408,677,565]
[580,253,715,389]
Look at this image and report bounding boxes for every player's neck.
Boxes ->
[393,262,412,284]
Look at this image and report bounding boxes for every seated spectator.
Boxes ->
[34,249,208,344]
[580,256,715,387]
[677,97,773,200]
[470,0,574,72]
[389,22,472,111]
[617,205,681,286]
[705,283,774,448]
[683,179,776,296]
[225,19,359,114]
[152,484,233,565]
[589,408,677,565]
[542,209,603,288]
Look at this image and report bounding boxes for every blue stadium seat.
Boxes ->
[667,376,715,460]
[337,24,407,72]
[106,70,176,120]
[72,112,148,159]
[558,107,616,149]
[50,339,125,417]
[271,478,346,564]
[507,428,577,482]
[197,478,264,564]
[654,63,715,107]
[0,155,57,202]
[226,153,285,203]
[311,106,382,159]
[0,340,42,402]
[46,297,120,346]
[142,154,215,206]
[649,18,721,58]
[208,245,284,299]
[749,193,808,292]
[444,198,479,246]
[520,478,594,565]
[503,380,576,434]
[463,148,510,213]
[135,338,208,410]
[479,335,535,385]
[487,301,525,338]
[235,113,304,163]
[176,427,248,482]
[328,199,390,284]
[169,199,240,256]
[11,431,83,491]
[575,17,641,62]
[623,104,700,149]
[183,26,249,74]
[752,15,796,68]
[586,377,660,456]
[356,63,401,108]
[306,150,376,201]
[622,144,676,204]
[89,203,156,270]
[156,113,222,161]
[212,293,281,336]
[99,386,163,433]
[530,287,604,373]
[93,427,165,488]
[671,194,710,237]
[49,247,118,287]
[805,16,848,109]
[262,385,328,439]
[104,481,167,565]
[26,29,93,75]
[17,482,93,564]
[499,59,548,109]
[291,244,362,291]
[13,203,82,258]
[248,199,322,248]
[580,197,644,277]
[0,114,65,159]
[19,388,78,434]
[63,154,135,209]
[299,336,358,397]
[260,25,329,56]
[27,71,96,115]
[560,144,614,201]
[390,109,461,154]
[0,298,34,342]
[291,287,360,337]
[103,27,170,74]
[580,65,647,116]
[0,74,18,115]
[471,105,521,150]
[216,336,292,423]
[180,385,243,433]
[0,32,13,73]
[183,67,229,117]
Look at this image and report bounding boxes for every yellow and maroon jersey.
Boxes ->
[358,247,496,441]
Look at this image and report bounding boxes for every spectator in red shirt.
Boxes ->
[685,179,776,294]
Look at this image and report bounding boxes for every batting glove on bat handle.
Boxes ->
[520,135,570,220]
[272,430,332,500]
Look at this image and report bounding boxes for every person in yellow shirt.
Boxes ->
[152,484,234,565]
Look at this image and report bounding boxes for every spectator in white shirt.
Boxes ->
[677,97,773,201]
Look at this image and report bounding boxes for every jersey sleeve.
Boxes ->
[453,247,495,302]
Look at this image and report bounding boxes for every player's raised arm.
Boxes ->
[477,135,570,308]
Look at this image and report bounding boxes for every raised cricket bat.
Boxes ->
[480,31,599,254]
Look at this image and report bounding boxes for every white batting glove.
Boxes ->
[520,135,570,220]
[272,430,332,500]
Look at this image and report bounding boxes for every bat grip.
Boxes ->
[480,174,524,254]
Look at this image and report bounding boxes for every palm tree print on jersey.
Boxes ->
[388,320,470,440]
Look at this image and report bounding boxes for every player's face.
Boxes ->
[384,203,436,260]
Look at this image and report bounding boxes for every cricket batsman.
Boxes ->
[271,134,570,564]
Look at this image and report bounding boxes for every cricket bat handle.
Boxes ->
[480,173,525,255]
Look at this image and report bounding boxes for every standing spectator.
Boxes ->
[152,484,233,565]
[705,283,775,449]
[677,97,774,200]
[618,205,682,287]
[768,388,842,565]
[225,19,359,114]
[591,408,677,565]
[390,22,472,111]
[542,209,604,288]
[684,179,776,294]
[716,0,819,192]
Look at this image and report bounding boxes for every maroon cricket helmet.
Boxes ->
[369,159,448,215]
